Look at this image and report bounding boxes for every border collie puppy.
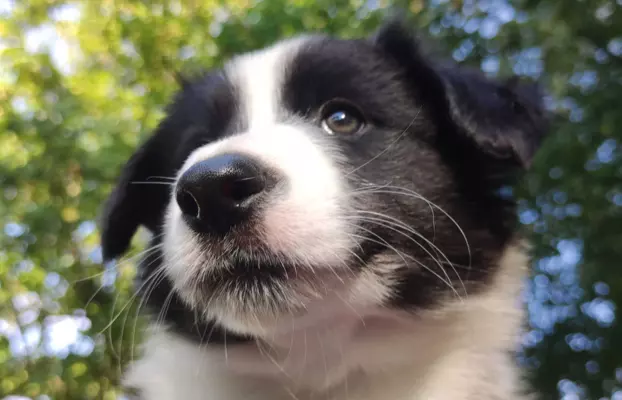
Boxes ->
[101,20,548,400]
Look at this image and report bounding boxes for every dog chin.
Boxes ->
[174,270,356,338]
[162,223,355,337]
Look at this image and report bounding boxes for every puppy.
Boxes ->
[100,20,548,400]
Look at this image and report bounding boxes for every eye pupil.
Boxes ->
[321,102,365,136]
[330,111,350,126]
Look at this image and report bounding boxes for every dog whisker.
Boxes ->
[130,181,175,186]
[349,186,472,268]
[145,175,177,181]
[345,227,458,297]
[346,213,467,299]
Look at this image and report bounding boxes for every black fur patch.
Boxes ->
[280,21,547,308]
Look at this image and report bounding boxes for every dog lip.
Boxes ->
[195,258,289,286]
[225,259,286,278]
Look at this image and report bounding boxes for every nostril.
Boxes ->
[176,189,200,218]
[226,176,266,203]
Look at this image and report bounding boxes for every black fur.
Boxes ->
[100,20,548,343]
[283,21,547,307]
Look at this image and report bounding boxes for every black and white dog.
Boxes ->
[101,21,548,400]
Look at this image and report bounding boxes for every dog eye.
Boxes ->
[320,101,366,137]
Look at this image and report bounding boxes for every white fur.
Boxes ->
[162,37,358,335]
[126,244,529,400]
[131,37,531,399]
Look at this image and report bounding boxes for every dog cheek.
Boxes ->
[260,200,352,267]
[348,253,399,307]
[162,204,203,290]
[256,129,355,268]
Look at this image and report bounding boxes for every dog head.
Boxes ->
[100,21,548,339]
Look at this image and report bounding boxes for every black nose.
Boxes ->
[175,154,267,234]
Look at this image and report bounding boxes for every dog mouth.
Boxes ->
[214,258,288,283]
[172,228,376,304]
[196,255,350,292]
[189,256,301,298]
[178,250,352,308]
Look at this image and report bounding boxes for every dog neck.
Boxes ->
[125,243,529,400]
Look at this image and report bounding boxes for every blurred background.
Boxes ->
[0,0,621,399]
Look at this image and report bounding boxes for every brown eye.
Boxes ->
[320,101,366,136]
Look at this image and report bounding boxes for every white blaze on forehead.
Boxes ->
[225,36,311,129]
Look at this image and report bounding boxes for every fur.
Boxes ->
[100,20,548,400]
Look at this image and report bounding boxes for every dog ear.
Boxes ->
[372,19,549,168]
[438,66,548,168]
[100,126,176,262]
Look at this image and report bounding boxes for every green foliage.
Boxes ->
[0,0,620,399]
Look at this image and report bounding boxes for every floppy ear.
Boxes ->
[372,20,549,168]
[100,128,176,262]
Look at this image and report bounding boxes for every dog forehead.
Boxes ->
[224,36,317,129]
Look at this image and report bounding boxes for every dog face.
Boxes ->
[101,22,547,339]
